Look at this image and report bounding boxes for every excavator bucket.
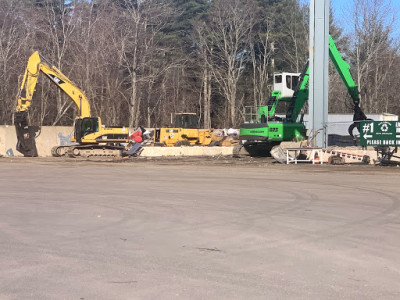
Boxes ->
[14,111,39,157]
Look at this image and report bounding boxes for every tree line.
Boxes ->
[0,0,398,129]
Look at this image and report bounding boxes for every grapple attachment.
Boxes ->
[14,111,39,157]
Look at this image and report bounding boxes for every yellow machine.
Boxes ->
[15,51,131,157]
[154,113,214,146]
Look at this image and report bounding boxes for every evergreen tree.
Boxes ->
[161,0,210,52]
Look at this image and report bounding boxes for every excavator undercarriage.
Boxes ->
[51,144,125,158]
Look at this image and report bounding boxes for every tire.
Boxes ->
[362,155,370,164]
[328,155,345,165]
[209,140,222,147]
[174,140,191,147]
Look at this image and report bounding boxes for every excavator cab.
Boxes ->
[175,113,199,129]
[273,72,300,99]
[74,117,99,143]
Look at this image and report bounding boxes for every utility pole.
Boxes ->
[309,0,330,147]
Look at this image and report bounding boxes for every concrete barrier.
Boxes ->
[0,125,393,163]
[0,125,235,157]
[140,146,234,157]
[0,125,74,157]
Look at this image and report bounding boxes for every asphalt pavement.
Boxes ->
[0,159,399,299]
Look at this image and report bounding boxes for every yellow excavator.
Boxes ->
[15,51,133,158]
[153,113,238,147]
[153,113,216,146]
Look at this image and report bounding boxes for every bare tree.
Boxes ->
[201,67,212,128]
[116,0,173,128]
[32,0,79,125]
[277,0,308,72]
[350,0,399,113]
[249,16,273,110]
[195,0,258,127]
[192,37,213,128]
[69,0,126,126]
[0,0,31,124]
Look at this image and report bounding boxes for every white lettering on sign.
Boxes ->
[362,122,374,134]
[362,121,399,146]
[366,140,382,145]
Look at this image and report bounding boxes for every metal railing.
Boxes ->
[243,106,259,123]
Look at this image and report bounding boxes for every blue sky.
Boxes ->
[303,0,400,37]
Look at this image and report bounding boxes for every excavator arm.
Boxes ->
[328,36,369,138]
[286,36,368,136]
[285,62,310,123]
[328,36,359,105]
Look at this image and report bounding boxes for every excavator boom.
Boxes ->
[328,36,359,105]
[16,51,91,117]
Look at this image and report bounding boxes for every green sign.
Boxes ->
[360,121,400,146]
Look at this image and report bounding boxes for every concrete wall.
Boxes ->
[0,125,389,164]
[141,146,234,157]
[0,125,74,157]
[0,125,235,158]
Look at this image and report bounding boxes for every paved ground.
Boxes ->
[0,157,400,299]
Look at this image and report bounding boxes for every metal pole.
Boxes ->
[309,0,330,147]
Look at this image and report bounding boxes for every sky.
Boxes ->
[303,0,400,37]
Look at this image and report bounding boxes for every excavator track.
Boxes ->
[51,146,69,157]
[51,145,124,158]
[67,145,124,158]
[233,142,279,158]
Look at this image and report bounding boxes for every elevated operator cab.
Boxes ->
[273,72,300,98]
